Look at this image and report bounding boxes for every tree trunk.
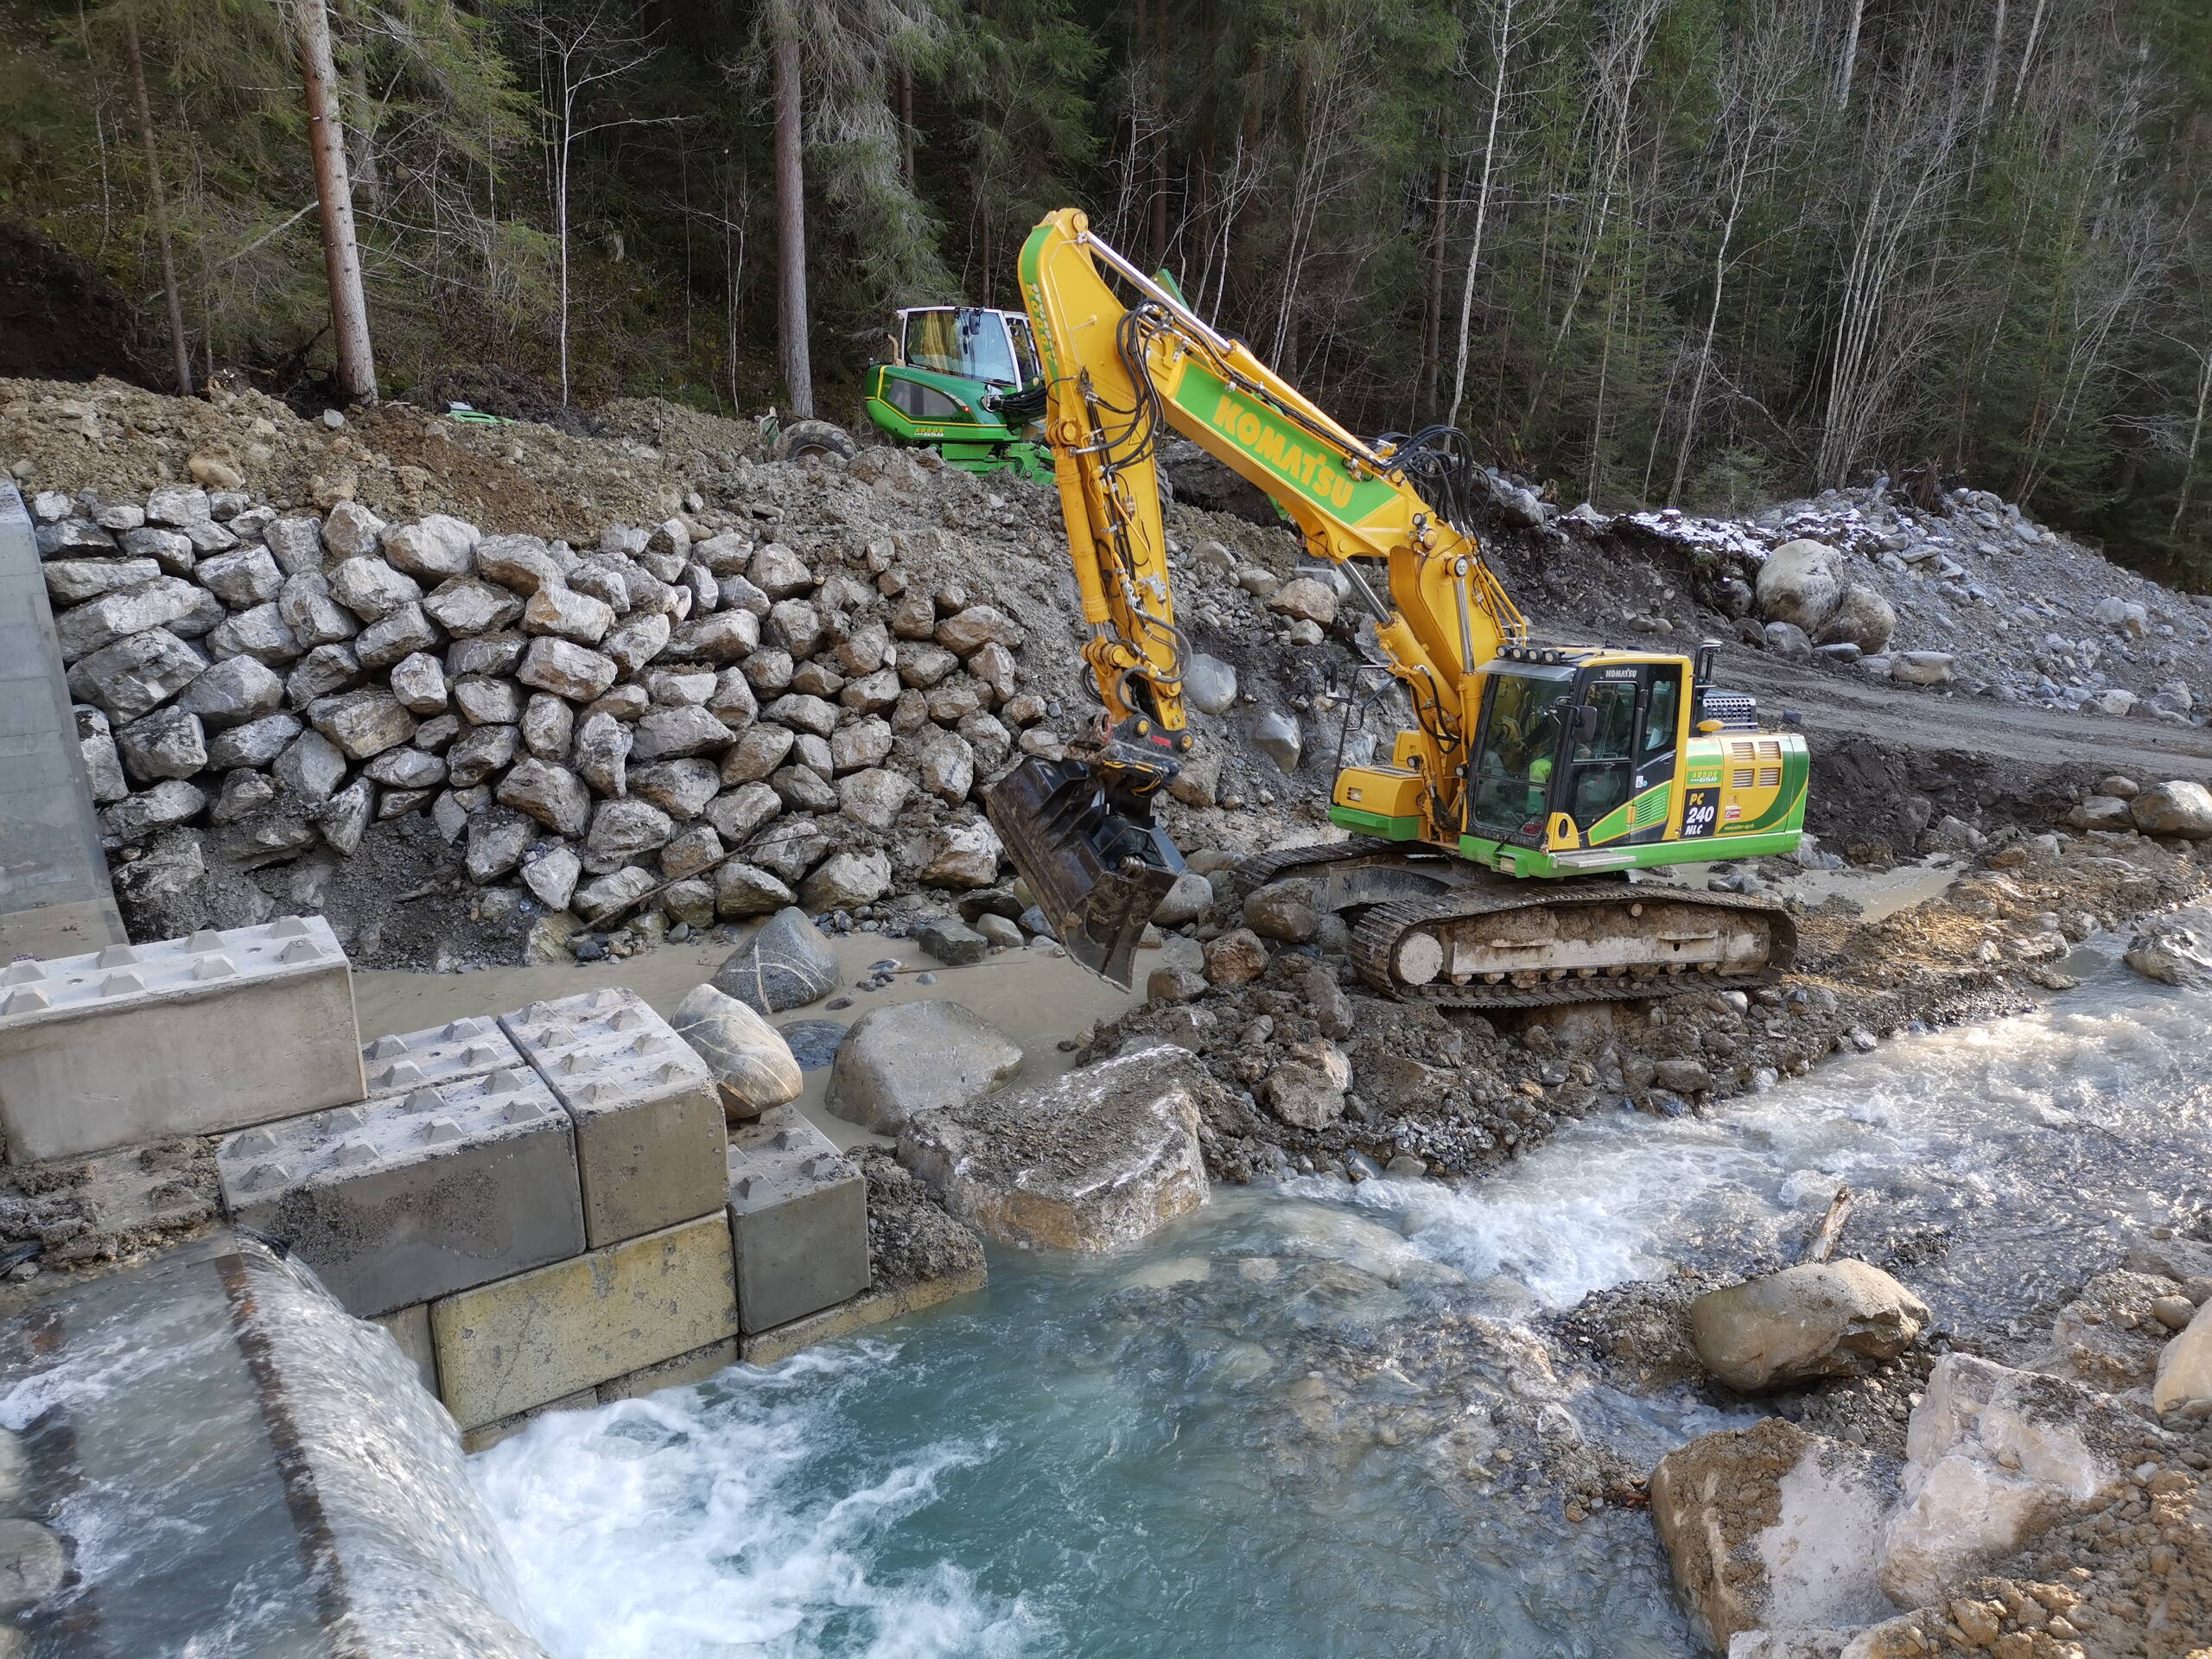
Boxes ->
[897,64,914,186]
[1147,0,1169,267]
[2172,343,2210,537]
[1419,147,1447,420]
[294,0,377,401]
[124,15,193,397]
[1835,0,1864,110]
[774,35,813,418]
[1448,0,1516,431]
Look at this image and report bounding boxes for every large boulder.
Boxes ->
[669,983,804,1121]
[1879,1354,2131,1606]
[1649,1418,1897,1655]
[1812,584,1895,654]
[898,1042,1211,1252]
[1689,1260,1929,1394]
[2130,779,2212,838]
[1756,541,1843,635]
[825,1000,1025,1135]
[2153,1297,2212,1416]
[2122,911,2212,988]
[709,906,840,1014]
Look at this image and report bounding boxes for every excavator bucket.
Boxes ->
[985,756,1184,988]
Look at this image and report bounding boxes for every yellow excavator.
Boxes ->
[985,209,1808,1009]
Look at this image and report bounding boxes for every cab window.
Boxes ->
[1642,669,1681,756]
[885,376,966,421]
[1566,677,1638,824]
[903,308,1020,385]
[1468,667,1575,839]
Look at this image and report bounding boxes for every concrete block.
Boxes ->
[430,1214,739,1429]
[360,1015,521,1099]
[727,1111,870,1335]
[0,916,363,1162]
[739,1265,986,1367]
[500,988,724,1248]
[596,1338,738,1403]
[459,1388,599,1455]
[372,1302,440,1398]
[217,1066,585,1317]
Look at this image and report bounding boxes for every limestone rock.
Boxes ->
[827,1000,1025,1134]
[326,556,421,623]
[2154,1297,2212,1415]
[379,513,480,579]
[308,689,415,760]
[1153,869,1214,926]
[517,637,618,702]
[464,806,533,884]
[1203,928,1268,986]
[573,711,631,797]
[496,757,591,837]
[670,983,804,1121]
[523,582,616,645]
[273,730,347,802]
[1879,1354,2129,1606]
[116,708,207,781]
[103,779,207,842]
[1757,541,1842,635]
[387,652,448,715]
[1649,1419,1897,1656]
[474,533,564,594]
[839,767,912,831]
[801,847,892,911]
[710,906,841,1013]
[919,819,1001,889]
[588,798,675,861]
[1689,1261,1930,1393]
[714,861,796,918]
[1253,710,1301,772]
[174,653,283,729]
[630,758,720,821]
[521,844,581,912]
[2129,779,2212,838]
[1889,652,1955,688]
[898,1042,1211,1252]
[1267,576,1339,626]
[421,576,523,638]
[631,705,734,761]
[572,865,657,925]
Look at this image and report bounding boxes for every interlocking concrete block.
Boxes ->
[596,1338,738,1403]
[372,1302,441,1397]
[499,988,724,1248]
[0,916,363,1162]
[727,1111,869,1335]
[217,1067,585,1317]
[429,1214,739,1429]
[360,1015,521,1099]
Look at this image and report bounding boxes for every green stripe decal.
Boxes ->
[1585,781,1672,846]
[1173,363,1398,524]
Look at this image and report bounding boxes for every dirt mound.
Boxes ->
[394,365,602,438]
[0,225,154,389]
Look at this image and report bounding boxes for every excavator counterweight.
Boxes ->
[989,209,1807,1003]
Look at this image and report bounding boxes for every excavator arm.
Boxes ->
[988,208,1529,986]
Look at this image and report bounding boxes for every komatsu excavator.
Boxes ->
[985,208,1807,1008]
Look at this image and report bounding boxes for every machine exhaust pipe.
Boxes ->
[984,756,1184,989]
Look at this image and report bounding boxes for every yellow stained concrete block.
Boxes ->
[460,1388,599,1454]
[430,1214,738,1429]
[597,1338,739,1403]
[738,1265,987,1367]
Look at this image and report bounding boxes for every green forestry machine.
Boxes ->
[860,305,1053,480]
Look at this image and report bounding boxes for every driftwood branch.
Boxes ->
[1802,1186,1854,1263]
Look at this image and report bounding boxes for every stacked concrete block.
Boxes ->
[0,915,362,1161]
[361,1016,520,1099]
[727,1110,870,1335]
[429,1213,739,1435]
[216,1065,585,1317]
[499,988,723,1249]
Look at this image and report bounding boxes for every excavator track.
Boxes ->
[1234,842,1796,1010]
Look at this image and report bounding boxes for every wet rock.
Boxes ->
[1756,540,1842,634]
[899,1042,1210,1252]
[1243,880,1320,944]
[827,1000,1025,1134]
[1649,1418,1896,1655]
[2128,779,2212,838]
[710,906,841,1013]
[2122,912,2212,988]
[2041,1268,2181,1389]
[1147,963,1208,1003]
[670,983,804,1121]
[0,1518,67,1616]
[2154,1298,2212,1415]
[918,917,989,965]
[1879,1353,2131,1606]
[1203,928,1268,986]
[1689,1260,1929,1394]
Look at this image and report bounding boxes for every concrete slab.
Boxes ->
[372,1303,441,1398]
[429,1214,739,1430]
[738,1265,986,1366]
[500,988,723,1248]
[596,1338,738,1403]
[362,1016,521,1099]
[0,916,365,1161]
[217,1066,585,1317]
[727,1110,869,1335]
